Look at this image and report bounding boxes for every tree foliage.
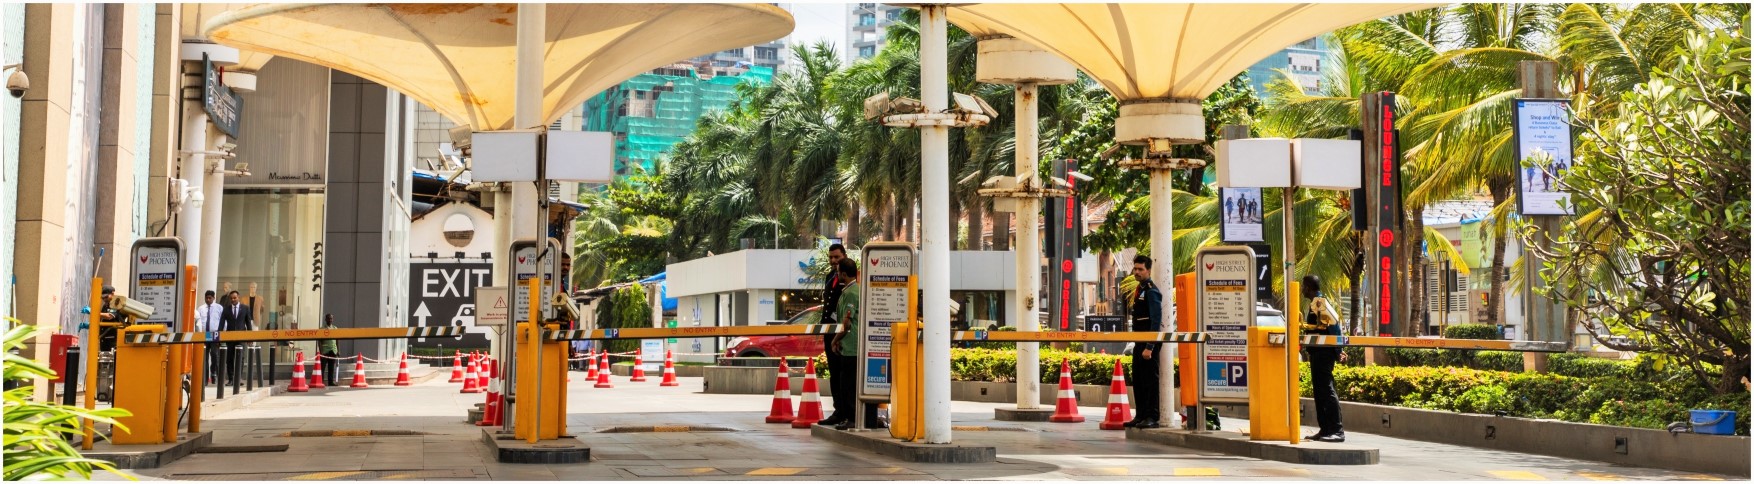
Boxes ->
[1525,25,1750,393]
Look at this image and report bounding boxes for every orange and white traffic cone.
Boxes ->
[585,350,599,382]
[310,357,327,389]
[629,353,648,382]
[448,351,464,383]
[1048,358,1085,423]
[459,356,481,393]
[659,350,680,387]
[288,352,310,392]
[394,353,413,386]
[477,361,501,426]
[791,360,825,428]
[765,360,795,423]
[349,354,370,388]
[1098,360,1133,430]
[593,352,614,388]
[476,354,490,389]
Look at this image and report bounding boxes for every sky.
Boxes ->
[786,2,851,65]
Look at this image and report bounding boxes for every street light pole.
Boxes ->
[918,4,952,445]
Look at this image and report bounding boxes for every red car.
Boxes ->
[724,305,827,358]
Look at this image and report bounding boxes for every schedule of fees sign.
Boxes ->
[1196,246,1257,402]
[511,238,561,323]
[130,238,185,328]
[859,243,916,402]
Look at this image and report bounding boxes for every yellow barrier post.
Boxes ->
[82,278,102,450]
[113,324,170,445]
[888,321,917,441]
[1175,273,1197,420]
[185,266,201,433]
[1245,326,1292,440]
[1285,281,1301,445]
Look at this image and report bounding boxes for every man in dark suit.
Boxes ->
[218,290,253,389]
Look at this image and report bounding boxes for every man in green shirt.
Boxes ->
[319,314,340,387]
[828,258,882,430]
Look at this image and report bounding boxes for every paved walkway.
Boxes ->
[106,371,1735,481]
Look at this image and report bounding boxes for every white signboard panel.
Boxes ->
[641,339,663,372]
[129,239,184,328]
[1514,99,1574,216]
[511,239,560,323]
[1196,246,1256,403]
[859,243,915,401]
[474,286,509,328]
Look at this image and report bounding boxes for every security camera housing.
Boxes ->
[6,69,27,98]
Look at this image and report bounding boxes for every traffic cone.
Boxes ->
[448,352,464,383]
[459,356,481,393]
[629,353,648,382]
[593,352,614,388]
[310,357,327,389]
[585,350,599,381]
[659,350,680,387]
[765,360,795,423]
[477,361,502,426]
[1048,358,1085,423]
[394,353,413,386]
[791,360,825,428]
[1098,360,1133,430]
[349,354,370,388]
[287,352,310,392]
[476,354,490,389]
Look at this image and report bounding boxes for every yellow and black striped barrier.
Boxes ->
[543,324,846,341]
[123,326,468,345]
[951,330,1209,343]
[1299,335,1569,352]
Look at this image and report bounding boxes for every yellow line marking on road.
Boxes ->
[1675,474,1724,481]
[1489,470,1548,480]
[1175,468,1222,476]
[746,467,808,476]
[1575,471,1625,480]
[289,471,365,480]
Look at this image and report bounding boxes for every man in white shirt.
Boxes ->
[194,291,224,385]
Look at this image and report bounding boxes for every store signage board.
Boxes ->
[859,242,915,402]
[1513,99,1575,216]
[1196,246,1256,403]
[202,54,243,138]
[510,238,561,323]
[129,238,185,329]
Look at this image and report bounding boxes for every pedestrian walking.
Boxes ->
[195,291,224,385]
[320,315,340,387]
[219,290,253,388]
[1125,255,1164,429]
[1302,275,1346,442]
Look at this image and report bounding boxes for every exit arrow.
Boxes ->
[413,302,432,342]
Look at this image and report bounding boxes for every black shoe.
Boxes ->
[818,417,847,427]
[1134,419,1161,429]
[1313,432,1345,443]
[1123,418,1143,428]
[833,422,852,431]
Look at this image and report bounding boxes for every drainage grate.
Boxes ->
[277,430,429,437]
[597,425,735,433]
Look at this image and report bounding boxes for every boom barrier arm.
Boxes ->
[544,324,846,341]
[951,331,1209,343]
[123,326,469,345]
[1300,335,1569,352]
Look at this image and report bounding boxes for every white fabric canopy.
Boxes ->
[182,4,276,72]
[947,3,1439,101]
[203,3,794,130]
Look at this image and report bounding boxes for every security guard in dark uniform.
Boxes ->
[1126,255,1164,429]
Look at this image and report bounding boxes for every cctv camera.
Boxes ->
[218,142,238,151]
[5,67,27,99]
[112,295,157,321]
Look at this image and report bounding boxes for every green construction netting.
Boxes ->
[584,65,774,177]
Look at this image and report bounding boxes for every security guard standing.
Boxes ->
[1125,255,1164,429]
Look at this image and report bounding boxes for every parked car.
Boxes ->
[724,305,827,358]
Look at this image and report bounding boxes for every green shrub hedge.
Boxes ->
[1443,324,1501,340]
[1315,363,1750,435]
[812,347,1163,386]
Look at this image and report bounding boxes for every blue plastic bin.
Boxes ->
[1689,410,1736,435]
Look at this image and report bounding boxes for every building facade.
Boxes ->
[1245,36,1329,96]
[581,63,775,179]
[846,3,905,62]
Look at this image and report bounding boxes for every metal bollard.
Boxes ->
[63,346,81,406]
[230,344,241,397]
[246,345,256,391]
[269,344,278,386]
[213,344,224,401]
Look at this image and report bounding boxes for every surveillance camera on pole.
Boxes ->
[3,63,28,98]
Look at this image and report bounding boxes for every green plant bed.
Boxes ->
[1306,362,1751,436]
[812,348,1174,386]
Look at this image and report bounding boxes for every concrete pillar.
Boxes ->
[15,3,77,401]
[93,4,143,284]
[322,70,394,360]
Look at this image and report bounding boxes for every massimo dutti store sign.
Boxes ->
[231,58,332,188]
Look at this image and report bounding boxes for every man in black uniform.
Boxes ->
[817,244,855,427]
[1126,255,1165,429]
